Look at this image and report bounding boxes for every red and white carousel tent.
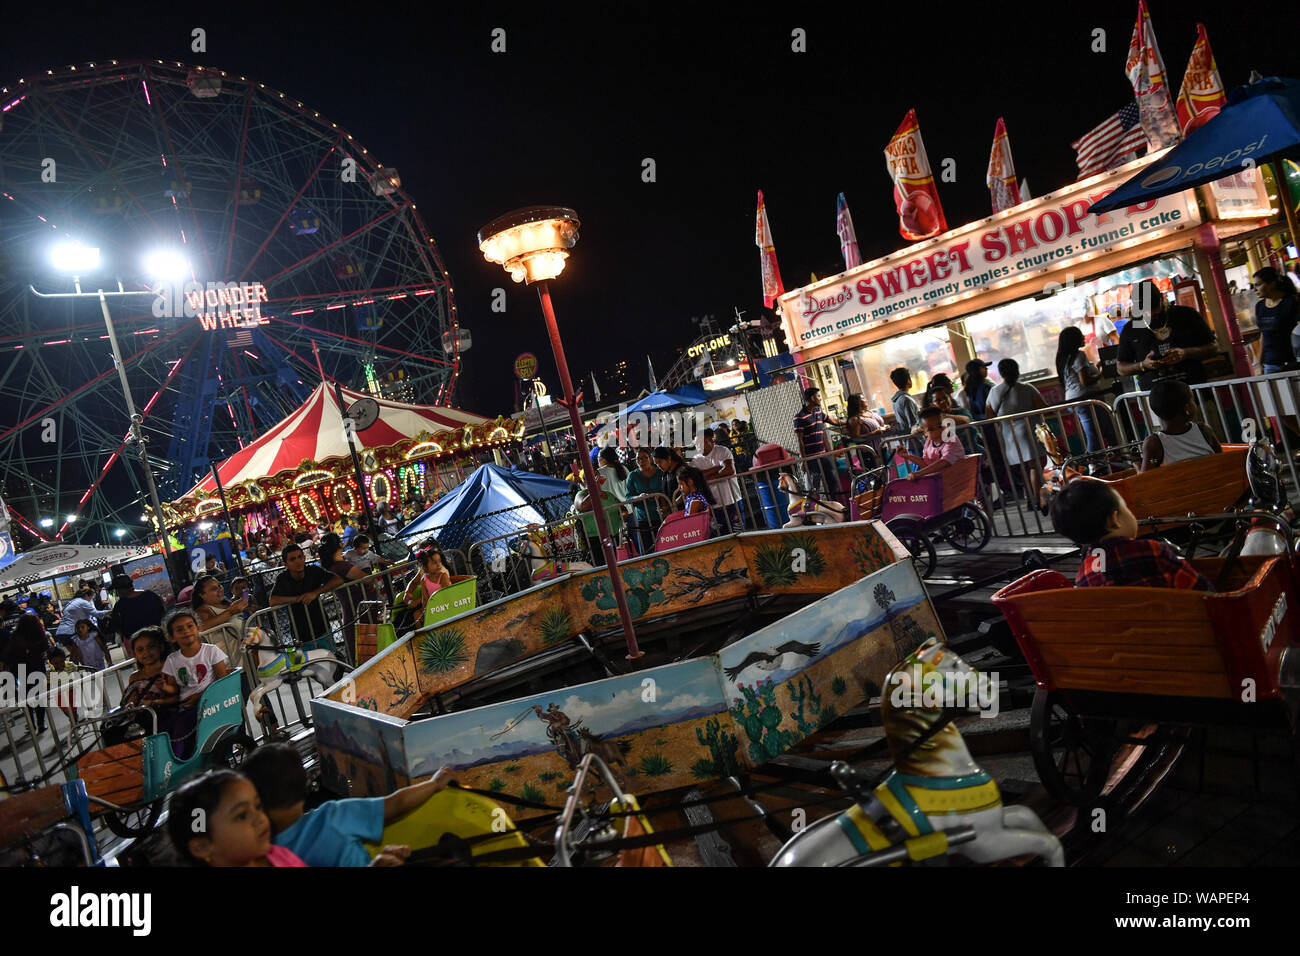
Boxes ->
[165,383,524,527]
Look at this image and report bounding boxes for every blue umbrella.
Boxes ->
[398,464,575,555]
[1090,75,1300,215]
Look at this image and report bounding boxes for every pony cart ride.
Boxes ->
[853,454,991,578]
[992,445,1300,805]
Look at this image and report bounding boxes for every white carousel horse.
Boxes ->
[771,637,1063,867]
[243,627,349,731]
[516,526,594,581]
[778,471,846,528]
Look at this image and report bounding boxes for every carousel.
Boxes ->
[164,382,526,539]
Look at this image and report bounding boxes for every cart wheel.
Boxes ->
[1029,688,1112,806]
[941,505,992,553]
[213,731,258,770]
[888,520,937,579]
[104,797,164,839]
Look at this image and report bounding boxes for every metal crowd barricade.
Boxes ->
[0,657,134,794]
[688,443,880,535]
[237,556,418,739]
[1114,369,1300,493]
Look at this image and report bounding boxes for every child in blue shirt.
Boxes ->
[244,743,451,867]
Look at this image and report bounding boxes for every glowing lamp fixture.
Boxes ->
[51,242,100,274]
[478,206,579,284]
[39,517,53,528]
[65,514,77,524]
[114,528,126,538]
[143,249,189,281]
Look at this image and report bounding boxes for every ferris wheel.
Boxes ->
[0,60,463,545]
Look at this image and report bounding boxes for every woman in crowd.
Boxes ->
[653,446,686,509]
[1253,266,1300,374]
[191,573,249,670]
[625,447,667,554]
[3,615,49,734]
[597,446,629,504]
[1055,325,1115,454]
[844,394,887,467]
[986,358,1049,510]
[320,533,367,647]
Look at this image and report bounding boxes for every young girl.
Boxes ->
[896,406,966,481]
[167,769,307,867]
[678,466,715,519]
[69,617,110,672]
[404,543,451,609]
[163,609,231,758]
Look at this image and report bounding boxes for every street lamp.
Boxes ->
[39,518,53,528]
[479,206,643,662]
[30,244,177,567]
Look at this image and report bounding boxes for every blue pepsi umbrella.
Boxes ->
[1090,75,1300,215]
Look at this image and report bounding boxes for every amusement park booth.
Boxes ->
[776,149,1290,416]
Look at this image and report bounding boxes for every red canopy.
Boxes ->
[179,383,488,500]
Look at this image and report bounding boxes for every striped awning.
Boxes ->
[0,541,154,590]
[178,383,489,500]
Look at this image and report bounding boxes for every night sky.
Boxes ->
[2,0,1298,418]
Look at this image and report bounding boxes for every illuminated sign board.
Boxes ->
[186,282,271,330]
[779,155,1201,350]
[687,334,732,358]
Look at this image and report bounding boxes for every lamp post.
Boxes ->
[30,244,176,566]
[478,207,643,661]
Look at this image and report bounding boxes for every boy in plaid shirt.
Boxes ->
[1051,479,1213,591]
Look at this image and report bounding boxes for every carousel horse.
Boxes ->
[771,637,1064,866]
[515,524,594,582]
[244,627,349,732]
[778,471,846,528]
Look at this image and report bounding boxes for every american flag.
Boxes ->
[1071,102,1148,179]
[227,329,252,348]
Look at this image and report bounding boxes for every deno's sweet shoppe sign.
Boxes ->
[780,169,1201,351]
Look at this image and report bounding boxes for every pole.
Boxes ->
[97,291,174,568]
[209,461,245,576]
[333,381,395,606]
[535,281,643,661]
[1195,224,1254,378]
[536,380,559,471]
[1271,160,1300,256]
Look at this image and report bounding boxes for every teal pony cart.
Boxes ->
[75,670,254,838]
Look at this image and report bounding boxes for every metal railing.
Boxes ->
[1115,369,1300,492]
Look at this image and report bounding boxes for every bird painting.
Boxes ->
[724,641,822,681]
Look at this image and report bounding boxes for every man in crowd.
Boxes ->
[1117,279,1218,390]
[693,427,743,531]
[794,386,844,500]
[889,368,922,434]
[109,574,166,645]
[269,544,344,642]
